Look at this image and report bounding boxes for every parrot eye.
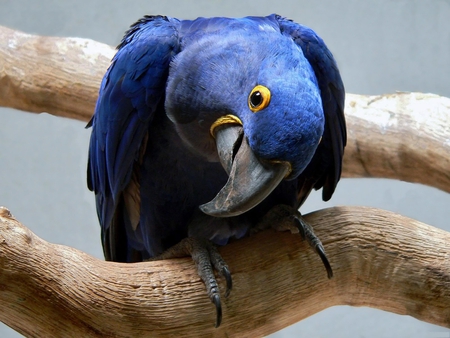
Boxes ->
[248,85,271,112]
[250,91,262,107]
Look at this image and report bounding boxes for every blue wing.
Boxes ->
[276,15,347,205]
[87,15,180,261]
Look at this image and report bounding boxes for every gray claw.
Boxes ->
[222,266,232,298]
[294,217,306,239]
[316,245,333,279]
[213,294,222,328]
[294,214,333,279]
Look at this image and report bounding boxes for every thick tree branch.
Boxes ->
[1,25,450,336]
[0,206,449,337]
[0,25,114,121]
[343,93,450,193]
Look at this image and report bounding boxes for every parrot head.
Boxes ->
[165,27,324,217]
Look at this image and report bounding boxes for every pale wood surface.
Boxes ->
[1,25,450,337]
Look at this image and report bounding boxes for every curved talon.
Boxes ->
[294,217,306,240]
[213,294,222,328]
[222,266,233,297]
[258,205,334,280]
[316,245,333,279]
[292,212,333,279]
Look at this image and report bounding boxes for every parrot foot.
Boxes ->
[147,237,231,328]
[256,204,333,279]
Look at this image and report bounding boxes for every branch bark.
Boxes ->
[1,25,450,337]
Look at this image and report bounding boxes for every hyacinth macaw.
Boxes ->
[87,14,346,327]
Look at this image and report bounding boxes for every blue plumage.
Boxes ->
[88,14,346,267]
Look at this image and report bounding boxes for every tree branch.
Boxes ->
[343,92,450,193]
[1,206,449,337]
[0,25,114,121]
[1,25,450,337]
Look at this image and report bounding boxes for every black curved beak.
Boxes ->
[199,124,290,217]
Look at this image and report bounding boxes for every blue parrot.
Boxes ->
[87,14,346,327]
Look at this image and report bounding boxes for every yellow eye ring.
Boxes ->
[248,85,271,112]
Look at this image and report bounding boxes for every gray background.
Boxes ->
[1,0,449,337]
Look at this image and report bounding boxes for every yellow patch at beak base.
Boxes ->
[210,114,243,138]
